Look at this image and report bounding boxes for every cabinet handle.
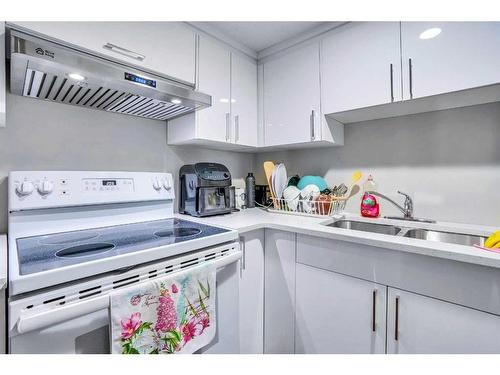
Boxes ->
[372,290,377,332]
[239,236,246,275]
[103,43,145,61]
[225,113,231,142]
[408,58,413,99]
[395,296,400,341]
[390,63,394,103]
[310,110,316,141]
[234,115,239,143]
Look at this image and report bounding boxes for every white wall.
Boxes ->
[0,93,254,233]
[255,102,500,226]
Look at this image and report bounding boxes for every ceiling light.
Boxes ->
[171,99,182,104]
[419,28,442,40]
[68,73,85,81]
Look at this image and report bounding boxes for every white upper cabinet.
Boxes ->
[167,35,258,149]
[0,22,6,127]
[195,35,232,143]
[401,22,500,100]
[11,22,197,85]
[321,22,402,114]
[231,53,258,147]
[263,42,322,146]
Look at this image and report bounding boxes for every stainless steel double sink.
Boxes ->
[326,220,486,246]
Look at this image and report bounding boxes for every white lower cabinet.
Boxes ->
[387,287,500,354]
[238,230,265,354]
[295,264,387,354]
[264,229,296,353]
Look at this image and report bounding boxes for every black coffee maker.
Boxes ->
[179,163,232,217]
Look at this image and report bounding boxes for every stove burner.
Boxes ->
[55,243,115,258]
[154,227,202,238]
[39,232,99,245]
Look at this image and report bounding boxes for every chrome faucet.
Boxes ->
[365,190,435,223]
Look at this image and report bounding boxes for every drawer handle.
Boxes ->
[372,289,377,332]
[395,296,400,341]
[103,43,145,61]
[390,63,394,103]
[408,58,413,99]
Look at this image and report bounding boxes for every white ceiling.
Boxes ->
[197,22,330,53]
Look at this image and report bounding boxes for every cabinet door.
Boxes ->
[12,22,197,85]
[321,22,402,114]
[238,230,265,353]
[196,35,231,143]
[264,229,296,353]
[0,22,5,127]
[295,264,386,354]
[231,53,258,147]
[401,22,500,100]
[263,43,321,146]
[387,288,500,354]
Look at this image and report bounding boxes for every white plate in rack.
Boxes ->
[272,163,288,200]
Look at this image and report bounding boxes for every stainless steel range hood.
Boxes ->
[8,28,211,121]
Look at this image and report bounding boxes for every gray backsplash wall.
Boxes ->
[255,102,500,226]
[0,93,254,233]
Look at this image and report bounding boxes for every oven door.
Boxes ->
[9,250,241,354]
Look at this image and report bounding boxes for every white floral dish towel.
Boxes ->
[110,266,216,354]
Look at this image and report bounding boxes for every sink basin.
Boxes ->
[403,229,486,246]
[327,220,401,235]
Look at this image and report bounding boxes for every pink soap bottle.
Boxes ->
[360,175,380,218]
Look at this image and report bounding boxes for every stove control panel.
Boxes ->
[9,171,175,211]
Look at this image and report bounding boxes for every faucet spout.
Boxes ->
[366,190,413,219]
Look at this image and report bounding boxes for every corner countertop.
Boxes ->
[0,234,7,289]
[177,208,500,270]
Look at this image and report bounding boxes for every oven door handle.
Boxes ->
[16,295,109,334]
[16,250,242,334]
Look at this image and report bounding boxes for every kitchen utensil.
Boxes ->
[351,170,362,185]
[263,161,278,207]
[346,184,361,200]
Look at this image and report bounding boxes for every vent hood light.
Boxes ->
[171,98,182,104]
[220,98,229,103]
[68,73,85,81]
[419,28,442,40]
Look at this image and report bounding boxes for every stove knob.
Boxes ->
[152,178,162,191]
[38,180,54,195]
[16,181,34,196]
[163,178,172,190]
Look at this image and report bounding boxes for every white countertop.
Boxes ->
[177,208,500,269]
[0,234,7,289]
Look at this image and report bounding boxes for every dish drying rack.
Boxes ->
[267,196,347,218]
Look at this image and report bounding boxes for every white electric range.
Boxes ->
[7,171,241,354]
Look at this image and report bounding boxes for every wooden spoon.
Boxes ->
[263,161,278,208]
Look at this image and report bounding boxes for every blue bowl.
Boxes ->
[297,176,328,191]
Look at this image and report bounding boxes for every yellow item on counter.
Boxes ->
[485,230,500,248]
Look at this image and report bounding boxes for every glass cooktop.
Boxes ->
[16,218,230,275]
